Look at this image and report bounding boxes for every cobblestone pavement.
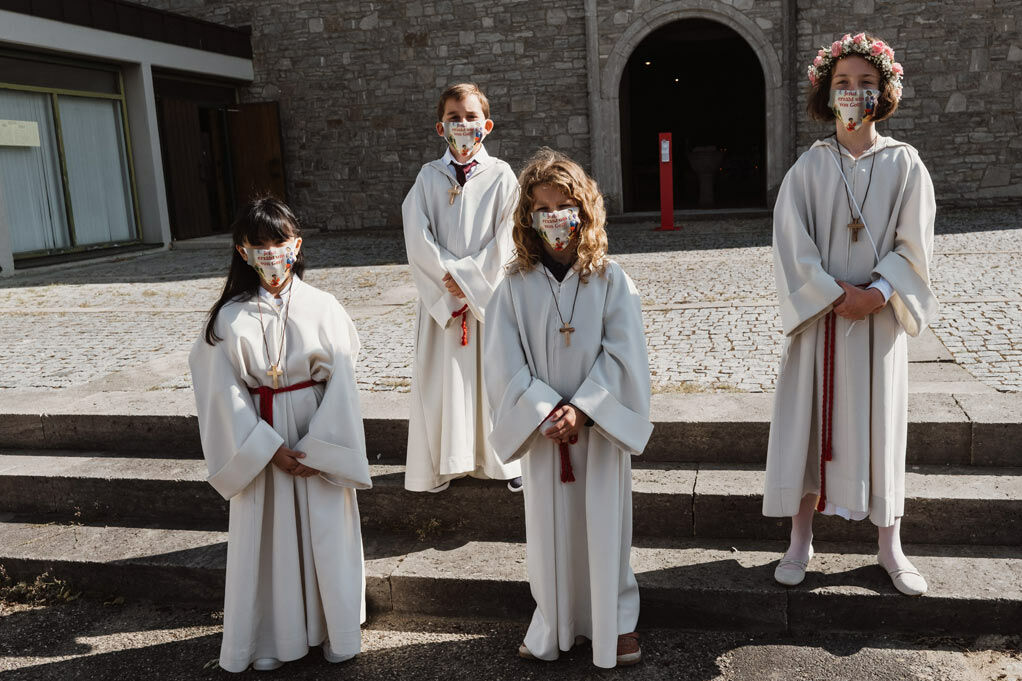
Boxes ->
[0,207,1018,394]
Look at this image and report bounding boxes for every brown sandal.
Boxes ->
[616,632,641,666]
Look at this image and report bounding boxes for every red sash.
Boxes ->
[248,380,324,427]
[816,311,837,512]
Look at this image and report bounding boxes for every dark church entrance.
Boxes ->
[619,19,766,212]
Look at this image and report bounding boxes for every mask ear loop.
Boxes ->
[829,147,882,337]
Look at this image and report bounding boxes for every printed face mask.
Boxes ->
[829,89,880,132]
[532,208,580,251]
[441,120,487,157]
[241,240,298,288]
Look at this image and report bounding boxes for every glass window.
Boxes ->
[58,95,137,245]
[0,89,70,253]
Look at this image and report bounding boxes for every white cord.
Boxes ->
[829,147,881,264]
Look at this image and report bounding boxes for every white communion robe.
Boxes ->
[401,145,521,491]
[189,276,372,673]
[763,136,938,528]
[485,260,653,669]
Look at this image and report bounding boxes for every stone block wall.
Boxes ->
[136,0,591,230]
[796,0,1022,204]
[137,0,1019,229]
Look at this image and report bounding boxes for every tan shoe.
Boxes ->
[518,643,536,660]
[616,632,641,666]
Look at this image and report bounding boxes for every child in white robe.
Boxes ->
[485,149,653,668]
[402,82,521,493]
[764,33,937,597]
[189,198,372,672]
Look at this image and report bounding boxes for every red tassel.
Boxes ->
[546,402,578,483]
[452,304,469,346]
[559,434,579,483]
[817,311,837,513]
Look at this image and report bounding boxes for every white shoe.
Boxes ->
[323,640,355,663]
[251,658,283,671]
[507,476,523,492]
[774,546,814,586]
[878,554,928,596]
[427,481,450,493]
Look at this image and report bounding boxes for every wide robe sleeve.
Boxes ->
[402,169,464,327]
[773,157,846,337]
[293,302,372,489]
[484,275,564,464]
[872,151,938,337]
[444,171,517,322]
[189,334,284,501]
[569,265,654,455]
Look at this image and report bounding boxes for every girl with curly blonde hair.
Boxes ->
[485,148,653,668]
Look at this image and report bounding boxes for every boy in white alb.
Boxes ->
[402,83,522,493]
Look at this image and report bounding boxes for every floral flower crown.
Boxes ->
[807,32,904,101]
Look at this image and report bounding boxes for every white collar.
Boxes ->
[441,144,491,168]
[257,276,298,306]
[813,134,904,160]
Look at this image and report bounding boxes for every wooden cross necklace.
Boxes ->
[839,134,878,242]
[256,281,294,389]
[543,262,581,347]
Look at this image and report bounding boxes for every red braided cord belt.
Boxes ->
[816,311,837,513]
[546,402,578,483]
[248,380,324,427]
[452,304,469,346]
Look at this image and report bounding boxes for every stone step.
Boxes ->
[1,453,1018,545]
[0,520,1017,636]
[1,392,1017,467]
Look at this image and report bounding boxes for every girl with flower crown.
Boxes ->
[484,149,652,668]
[762,33,937,597]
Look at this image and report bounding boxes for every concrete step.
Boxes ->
[1,453,1019,545]
[0,520,1018,636]
[1,392,1018,467]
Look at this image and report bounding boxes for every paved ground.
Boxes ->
[1,599,1020,680]
[0,206,1018,396]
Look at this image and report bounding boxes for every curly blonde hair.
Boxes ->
[509,148,608,283]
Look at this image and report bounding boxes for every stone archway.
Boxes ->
[588,1,785,214]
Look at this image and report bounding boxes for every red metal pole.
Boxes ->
[656,132,678,231]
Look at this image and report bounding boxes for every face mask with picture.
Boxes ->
[441,120,487,157]
[830,88,880,132]
[532,207,580,251]
[241,240,299,288]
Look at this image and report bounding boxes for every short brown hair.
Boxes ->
[807,37,900,123]
[436,83,490,121]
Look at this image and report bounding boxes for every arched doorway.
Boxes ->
[619,19,766,212]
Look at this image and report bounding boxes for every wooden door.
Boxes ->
[227,102,286,210]
[158,98,215,240]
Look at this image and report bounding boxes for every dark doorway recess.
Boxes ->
[620,19,766,212]
[155,73,286,240]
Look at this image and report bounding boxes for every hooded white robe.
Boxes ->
[401,145,520,491]
[485,260,653,668]
[189,276,371,672]
[763,136,938,528]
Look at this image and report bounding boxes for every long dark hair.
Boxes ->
[203,197,306,345]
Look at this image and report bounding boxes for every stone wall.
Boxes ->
[136,0,591,230]
[138,0,1019,229]
[796,0,1022,205]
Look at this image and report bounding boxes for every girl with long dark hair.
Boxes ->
[190,197,371,672]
